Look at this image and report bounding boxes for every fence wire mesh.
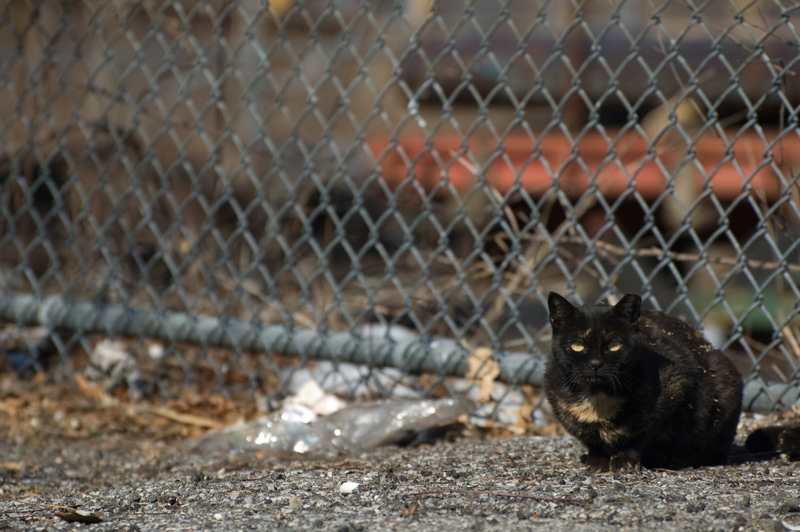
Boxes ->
[2,0,800,412]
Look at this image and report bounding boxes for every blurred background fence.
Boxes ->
[2,0,800,412]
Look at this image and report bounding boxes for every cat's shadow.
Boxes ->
[576,444,783,472]
[727,443,781,466]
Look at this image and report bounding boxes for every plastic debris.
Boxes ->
[190,397,474,456]
[5,350,37,375]
[1,325,54,375]
[287,360,421,400]
[283,378,347,416]
[85,339,142,397]
[147,342,166,362]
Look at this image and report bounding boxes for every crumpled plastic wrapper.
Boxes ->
[189,396,475,456]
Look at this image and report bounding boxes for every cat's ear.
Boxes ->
[548,292,576,331]
[613,293,641,323]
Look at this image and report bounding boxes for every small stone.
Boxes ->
[739,495,751,508]
[778,499,800,514]
[335,524,364,532]
[685,501,706,513]
[339,481,362,495]
[759,519,788,532]
[288,495,303,511]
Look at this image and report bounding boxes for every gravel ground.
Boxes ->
[2,421,800,532]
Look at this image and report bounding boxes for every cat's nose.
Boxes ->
[588,358,602,370]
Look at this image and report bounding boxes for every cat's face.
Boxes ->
[548,293,642,394]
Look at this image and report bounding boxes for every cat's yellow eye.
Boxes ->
[608,341,622,352]
[570,343,585,352]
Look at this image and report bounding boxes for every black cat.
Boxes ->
[544,292,743,471]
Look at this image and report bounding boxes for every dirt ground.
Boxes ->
[2,376,800,532]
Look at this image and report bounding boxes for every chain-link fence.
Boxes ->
[1,0,800,412]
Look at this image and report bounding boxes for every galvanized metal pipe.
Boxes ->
[0,291,546,385]
[0,291,789,411]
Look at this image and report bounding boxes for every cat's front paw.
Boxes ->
[584,454,610,471]
[609,450,641,472]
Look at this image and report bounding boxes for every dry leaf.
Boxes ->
[465,347,500,403]
[401,502,419,517]
[1,461,25,471]
[55,510,103,523]
[73,373,112,404]
[146,405,223,430]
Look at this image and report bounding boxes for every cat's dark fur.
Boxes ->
[544,292,743,471]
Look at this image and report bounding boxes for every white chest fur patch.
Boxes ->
[566,393,624,423]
